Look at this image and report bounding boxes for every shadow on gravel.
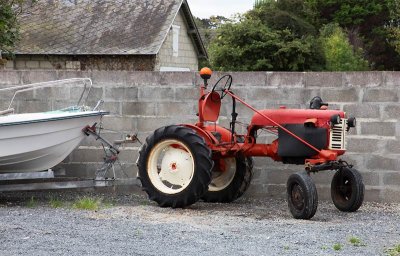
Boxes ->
[1,190,399,223]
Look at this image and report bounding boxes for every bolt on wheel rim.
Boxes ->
[338,176,352,201]
[208,158,236,192]
[147,139,194,194]
[291,184,305,210]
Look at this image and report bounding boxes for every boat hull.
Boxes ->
[0,111,106,173]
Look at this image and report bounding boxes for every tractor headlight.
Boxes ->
[347,117,356,128]
[330,114,341,125]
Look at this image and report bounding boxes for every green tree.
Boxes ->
[196,15,231,30]
[209,18,323,71]
[320,24,369,71]
[0,0,32,60]
[210,0,400,71]
[194,15,231,47]
[194,15,231,69]
[250,0,317,37]
[387,27,400,55]
[210,0,324,71]
[312,0,400,70]
[254,0,274,9]
[0,2,17,59]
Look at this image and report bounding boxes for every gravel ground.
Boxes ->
[0,191,399,256]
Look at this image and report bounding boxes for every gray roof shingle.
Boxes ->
[16,0,186,55]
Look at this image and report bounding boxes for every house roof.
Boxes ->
[16,0,207,58]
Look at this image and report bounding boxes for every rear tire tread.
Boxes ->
[138,125,213,208]
[202,156,254,203]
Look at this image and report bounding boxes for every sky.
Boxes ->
[186,0,255,19]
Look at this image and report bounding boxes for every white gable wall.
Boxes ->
[156,9,199,71]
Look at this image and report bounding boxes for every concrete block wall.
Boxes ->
[0,70,399,202]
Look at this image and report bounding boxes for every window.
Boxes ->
[172,25,180,57]
[160,67,190,72]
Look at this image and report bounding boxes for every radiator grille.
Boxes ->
[329,119,346,150]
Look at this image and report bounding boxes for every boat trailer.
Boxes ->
[0,126,139,192]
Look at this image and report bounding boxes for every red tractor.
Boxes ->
[137,68,364,219]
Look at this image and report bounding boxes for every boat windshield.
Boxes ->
[0,78,101,115]
[45,106,92,114]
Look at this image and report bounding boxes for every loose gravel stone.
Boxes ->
[0,191,399,256]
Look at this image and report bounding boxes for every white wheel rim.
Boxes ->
[147,139,194,194]
[208,158,236,192]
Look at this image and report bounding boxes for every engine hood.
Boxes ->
[250,109,345,126]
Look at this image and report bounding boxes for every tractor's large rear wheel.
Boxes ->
[287,172,318,219]
[202,156,253,203]
[331,167,364,212]
[137,125,213,208]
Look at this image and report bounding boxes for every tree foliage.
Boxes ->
[194,15,231,48]
[0,2,18,57]
[311,0,400,70]
[210,18,323,71]
[196,15,232,30]
[194,15,232,69]
[320,24,369,71]
[0,0,32,59]
[206,0,400,71]
[210,0,325,71]
[250,0,317,37]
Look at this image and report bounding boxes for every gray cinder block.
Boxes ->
[361,121,396,137]
[363,88,399,102]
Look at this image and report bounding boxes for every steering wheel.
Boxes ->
[211,74,233,99]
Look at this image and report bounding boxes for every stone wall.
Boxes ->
[0,70,399,202]
[5,55,156,71]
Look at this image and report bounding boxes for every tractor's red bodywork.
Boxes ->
[186,79,347,168]
[138,68,364,220]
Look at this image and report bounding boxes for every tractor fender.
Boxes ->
[181,124,219,145]
[182,124,234,145]
[203,125,233,143]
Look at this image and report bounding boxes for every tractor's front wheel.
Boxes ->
[331,167,364,212]
[202,156,253,203]
[137,125,213,208]
[287,172,318,219]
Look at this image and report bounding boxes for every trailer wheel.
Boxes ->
[202,156,253,203]
[287,172,318,219]
[331,167,364,212]
[137,125,213,208]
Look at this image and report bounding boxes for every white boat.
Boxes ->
[0,78,108,173]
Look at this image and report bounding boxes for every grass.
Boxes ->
[138,198,152,206]
[349,236,363,246]
[26,197,37,208]
[72,196,101,211]
[49,197,64,208]
[333,243,342,251]
[135,229,143,237]
[385,244,400,256]
[101,199,116,209]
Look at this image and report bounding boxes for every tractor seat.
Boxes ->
[199,91,221,122]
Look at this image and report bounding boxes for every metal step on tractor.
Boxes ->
[137,68,364,219]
